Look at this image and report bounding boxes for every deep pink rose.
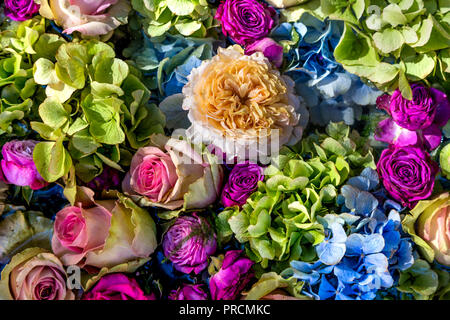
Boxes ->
[209,250,254,300]
[221,161,263,207]
[377,145,439,209]
[245,38,283,68]
[169,284,208,300]
[375,87,450,150]
[0,140,48,190]
[215,0,278,46]
[82,273,155,300]
[162,214,217,274]
[4,0,40,21]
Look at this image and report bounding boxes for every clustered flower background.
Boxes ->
[0,0,449,301]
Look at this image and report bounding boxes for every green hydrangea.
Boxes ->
[0,17,64,137]
[282,0,450,98]
[396,259,450,300]
[217,122,375,274]
[131,0,217,38]
[440,143,450,179]
[30,39,165,188]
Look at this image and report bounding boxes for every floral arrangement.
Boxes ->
[0,0,448,302]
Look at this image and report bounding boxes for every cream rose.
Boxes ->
[182,45,308,163]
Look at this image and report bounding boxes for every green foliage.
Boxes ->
[218,123,375,274]
[31,39,165,184]
[0,17,62,137]
[396,259,450,300]
[282,0,450,98]
[131,0,217,38]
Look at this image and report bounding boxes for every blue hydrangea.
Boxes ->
[123,32,219,100]
[287,168,414,300]
[271,15,381,126]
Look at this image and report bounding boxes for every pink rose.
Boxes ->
[82,273,155,300]
[52,187,157,270]
[123,136,224,210]
[38,0,130,36]
[0,248,74,300]
[124,146,178,204]
[245,38,284,68]
[0,140,48,190]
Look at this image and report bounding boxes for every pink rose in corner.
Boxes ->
[38,0,130,36]
[246,38,284,68]
[0,247,74,300]
[82,273,156,300]
[0,140,48,190]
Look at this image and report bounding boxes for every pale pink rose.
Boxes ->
[0,248,74,300]
[51,187,157,269]
[38,0,130,36]
[123,136,224,210]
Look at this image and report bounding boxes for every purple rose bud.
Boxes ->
[0,140,48,190]
[4,0,40,21]
[162,214,217,274]
[209,250,254,300]
[377,145,439,209]
[245,37,283,68]
[221,161,263,207]
[215,0,278,46]
[86,166,122,193]
[168,284,208,300]
[383,84,450,131]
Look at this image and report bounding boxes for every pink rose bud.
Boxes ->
[246,38,284,68]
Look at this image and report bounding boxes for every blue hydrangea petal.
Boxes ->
[355,191,378,216]
[345,234,364,256]
[362,234,385,254]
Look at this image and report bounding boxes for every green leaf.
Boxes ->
[33,141,71,182]
[38,98,69,129]
[404,51,436,80]
[373,28,405,54]
[382,4,408,27]
[399,69,413,99]
[167,0,196,15]
[0,211,53,264]
[334,24,379,67]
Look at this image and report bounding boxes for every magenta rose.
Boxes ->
[82,273,155,300]
[215,0,277,46]
[162,214,217,274]
[245,37,283,68]
[380,84,442,131]
[0,140,48,190]
[169,284,208,300]
[209,250,254,300]
[375,86,450,150]
[4,0,40,21]
[221,161,263,207]
[377,145,439,209]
